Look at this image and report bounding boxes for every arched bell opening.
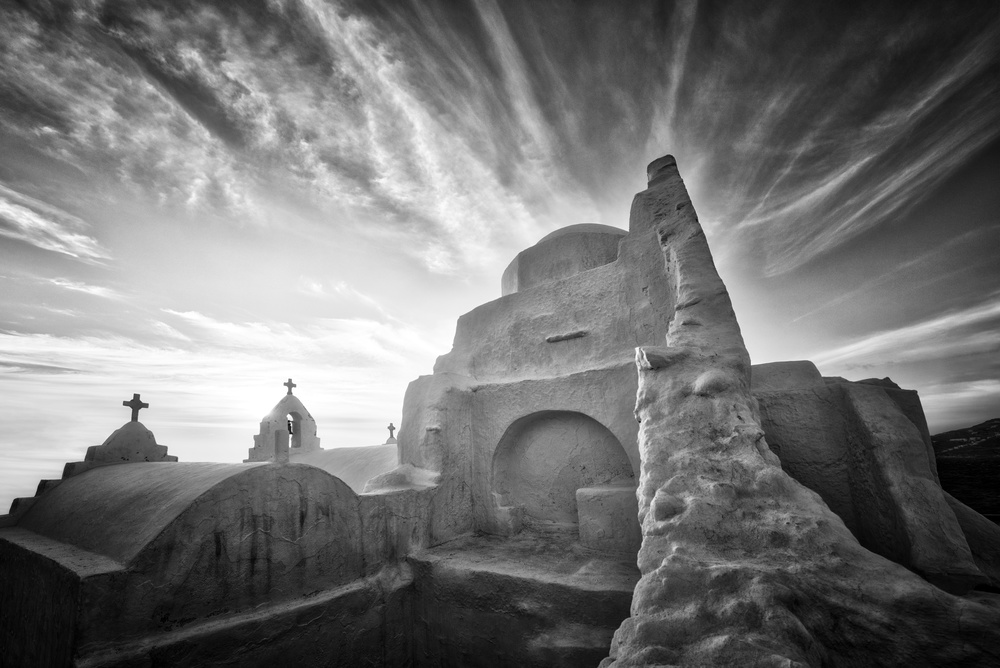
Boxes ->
[491,411,635,535]
[287,411,303,449]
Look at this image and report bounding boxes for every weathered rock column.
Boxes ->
[601,157,1000,667]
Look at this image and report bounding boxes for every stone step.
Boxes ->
[35,479,61,496]
[62,460,95,479]
[8,497,37,516]
[408,532,637,668]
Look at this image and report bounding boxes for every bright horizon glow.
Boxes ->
[2,1,998,512]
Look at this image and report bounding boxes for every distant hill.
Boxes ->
[932,418,1000,525]
[932,418,1000,457]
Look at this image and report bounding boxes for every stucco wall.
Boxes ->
[94,465,367,646]
[755,385,858,535]
[2,460,432,663]
[434,222,673,385]
[501,224,626,296]
[468,365,640,536]
[0,530,87,667]
[755,378,983,592]
[493,411,633,524]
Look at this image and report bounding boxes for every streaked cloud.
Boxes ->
[811,294,1000,367]
[0,360,80,375]
[0,1,997,510]
[0,185,108,261]
[159,308,440,367]
[791,228,1000,324]
[297,276,394,320]
[46,277,122,300]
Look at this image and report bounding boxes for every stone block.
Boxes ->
[751,360,823,391]
[577,486,640,553]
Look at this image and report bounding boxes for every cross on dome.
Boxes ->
[284,378,297,395]
[122,393,149,422]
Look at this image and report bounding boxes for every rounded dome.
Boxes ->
[501,224,627,296]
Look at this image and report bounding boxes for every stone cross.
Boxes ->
[123,393,149,422]
[387,422,396,439]
[284,378,296,395]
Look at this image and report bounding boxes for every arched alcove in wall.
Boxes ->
[492,411,635,525]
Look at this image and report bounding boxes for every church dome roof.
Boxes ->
[501,224,627,296]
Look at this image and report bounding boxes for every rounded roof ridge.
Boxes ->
[17,462,260,564]
[266,393,311,418]
[535,223,626,245]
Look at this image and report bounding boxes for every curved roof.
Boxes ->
[502,223,628,296]
[536,223,626,245]
[291,444,397,492]
[264,393,313,420]
[17,463,264,563]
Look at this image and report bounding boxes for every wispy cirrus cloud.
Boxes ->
[3,1,996,278]
[46,277,122,300]
[0,359,80,375]
[296,276,393,320]
[791,227,1000,324]
[811,294,1000,367]
[0,185,108,262]
[0,1,597,274]
[159,308,440,367]
[635,1,1000,275]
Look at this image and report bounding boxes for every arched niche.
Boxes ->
[492,411,635,526]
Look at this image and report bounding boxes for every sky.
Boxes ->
[1,0,998,512]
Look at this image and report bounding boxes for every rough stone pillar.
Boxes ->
[601,156,1000,667]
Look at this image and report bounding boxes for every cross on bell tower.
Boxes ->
[122,393,149,422]
[284,378,297,395]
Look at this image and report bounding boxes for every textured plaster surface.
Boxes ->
[75,566,413,668]
[392,372,476,547]
[17,463,262,564]
[494,411,633,524]
[754,374,973,582]
[433,217,673,386]
[467,366,641,538]
[750,360,823,391]
[501,223,626,296]
[84,421,176,465]
[392,169,676,553]
[292,443,397,492]
[410,530,638,667]
[0,528,120,667]
[1,459,437,666]
[577,486,642,553]
[944,492,1000,589]
[754,385,858,535]
[247,393,322,461]
[842,383,983,591]
[601,156,1000,667]
[55,421,178,483]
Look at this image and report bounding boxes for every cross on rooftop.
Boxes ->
[284,378,297,395]
[123,393,149,422]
